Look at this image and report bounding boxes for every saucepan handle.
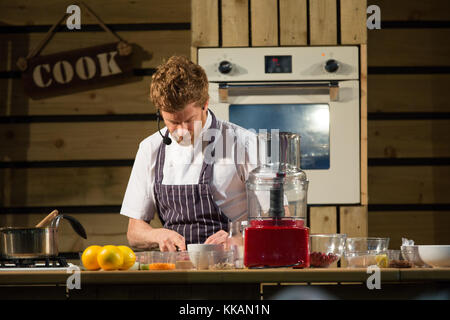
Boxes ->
[51,214,87,239]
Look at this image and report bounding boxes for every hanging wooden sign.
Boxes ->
[21,42,133,99]
[17,2,135,99]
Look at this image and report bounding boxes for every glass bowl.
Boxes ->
[345,251,386,268]
[387,249,412,268]
[345,237,390,253]
[187,244,224,270]
[344,237,390,268]
[208,250,235,270]
[309,233,347,267]
[401,245,429,268]
[138,251,176,270]
[175,251,195,270]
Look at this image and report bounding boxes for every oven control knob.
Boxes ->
[218,60,233,74]
[325,59,339,73]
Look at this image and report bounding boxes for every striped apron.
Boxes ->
[153,111,229,244]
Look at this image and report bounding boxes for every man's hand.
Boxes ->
[204,230,228,245]
[151,228,186,252]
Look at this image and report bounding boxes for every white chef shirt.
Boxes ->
[120,111,258,223]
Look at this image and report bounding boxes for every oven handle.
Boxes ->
[218,81,339,102]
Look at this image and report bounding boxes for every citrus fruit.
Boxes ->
[97,245,124,270]
[118,245,136,270]
[376,254,388,268]
[81,245,102,270]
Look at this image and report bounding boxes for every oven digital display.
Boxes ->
[265,55,292,73]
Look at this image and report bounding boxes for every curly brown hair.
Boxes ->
[149,56,209,113]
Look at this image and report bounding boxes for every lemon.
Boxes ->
[376,254,388,268]
[118,245,136,270]
[81,245,102,270]
[97,245,124,271]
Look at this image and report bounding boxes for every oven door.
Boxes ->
[208,80,360,205]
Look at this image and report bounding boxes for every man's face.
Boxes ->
[160,101,208,145]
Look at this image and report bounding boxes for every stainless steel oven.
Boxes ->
[198,46,360,204]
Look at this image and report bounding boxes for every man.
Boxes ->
[120,56,257,252]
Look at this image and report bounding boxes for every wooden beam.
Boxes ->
[340,206,368,237]
[0,167,131,206]
[250,0,278,46]
[279,0,307,45]
[370,0,450,21]
[360,44,368,205]
[309,0,337,45]
[222,0,249,47]
[0,121,158,161]
[191,0,219,48]
[369,166,450,204]
[340,0,367,44]
[310,206,337,234]
[0,77,155,116]
[368,74,450,113]
[369,29,450,66]
[0,0,191,25]
[368,120,450,158]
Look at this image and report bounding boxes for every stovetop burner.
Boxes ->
[0,256,68,268]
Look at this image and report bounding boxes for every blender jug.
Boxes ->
[244,132,310,268]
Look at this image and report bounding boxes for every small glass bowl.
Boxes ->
[309,233,347,268]
[401,245,429,267]
[345,251,381,268]
[138,251,176,270]
[387,249,412,268]
[208,251,235,270]
[345,237,390,252]
[344,238,390,268]
[175,251,195,270]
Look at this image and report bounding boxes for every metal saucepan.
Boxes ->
[0,213,87,259]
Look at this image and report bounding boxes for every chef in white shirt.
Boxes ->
[120,56,257,252]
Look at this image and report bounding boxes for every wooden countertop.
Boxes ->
[0,267,449,286]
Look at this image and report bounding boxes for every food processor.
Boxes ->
[244,131,309,268]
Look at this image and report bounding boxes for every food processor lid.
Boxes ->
[247,163,308,185]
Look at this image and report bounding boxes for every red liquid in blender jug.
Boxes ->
[244,219,310,268]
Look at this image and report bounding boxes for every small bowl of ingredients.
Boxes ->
[175,251,195,270]
[139,251,176,270]
[309,234,347,268]
[387,249,412,268]
[344,237,390,268]
[401,245,430,268]
[187,244,224,270]
[208,250,235,270]
[345,251,389,268]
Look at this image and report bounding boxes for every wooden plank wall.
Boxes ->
[191,0,369,240]
[367,0,450,248]
[0,0,190,252]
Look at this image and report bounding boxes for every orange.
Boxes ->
[97,245,124,271]
[118,245,136,270]
[81,245,102,270]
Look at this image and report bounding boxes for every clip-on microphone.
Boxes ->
[156,110,172,145]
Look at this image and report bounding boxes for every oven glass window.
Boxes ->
[229,104,330,170]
